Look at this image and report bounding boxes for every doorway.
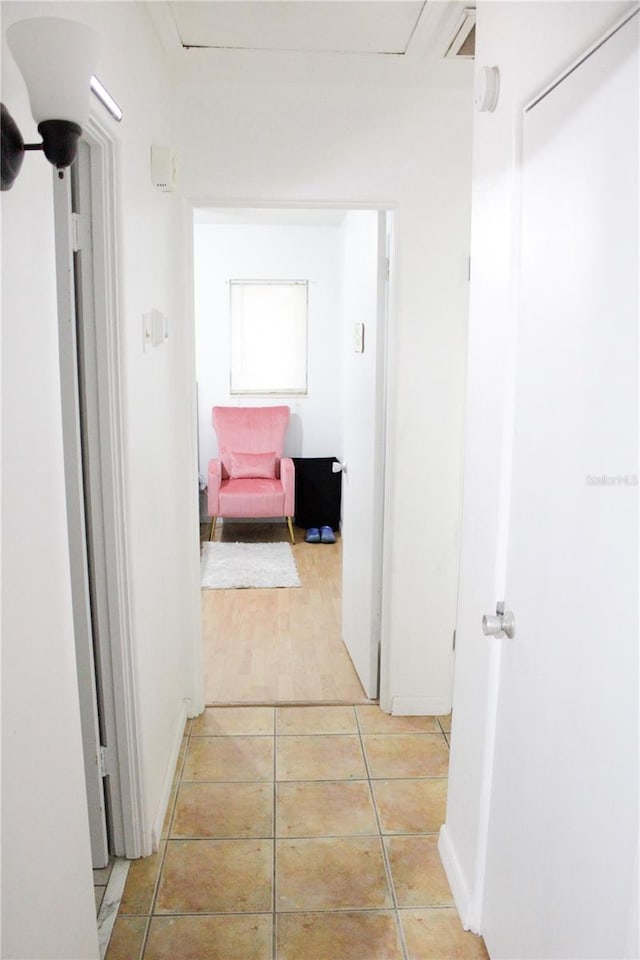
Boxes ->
[193,205,393,703]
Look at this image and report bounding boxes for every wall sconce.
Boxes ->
[1,18,99,190]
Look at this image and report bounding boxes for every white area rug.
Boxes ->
[201,541,301,590]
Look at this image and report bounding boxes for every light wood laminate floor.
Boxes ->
[201,522,368,704]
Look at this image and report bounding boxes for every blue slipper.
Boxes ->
[320,526,336,544]
[305,528,320,543]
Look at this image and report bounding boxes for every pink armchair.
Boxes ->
[208,405,296,543]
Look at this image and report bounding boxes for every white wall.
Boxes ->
[443,0,636,935]
[1,17,100,954]
[194,221,344,474]
[1,2,200,955]
[90,5,201,847]
[178,67,473,714]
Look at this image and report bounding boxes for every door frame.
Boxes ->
[55,142,112,867]
[187,199,397,706]
[54,114,147,859]
[372,210,393,702]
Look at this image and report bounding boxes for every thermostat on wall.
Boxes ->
[151,145,175,192]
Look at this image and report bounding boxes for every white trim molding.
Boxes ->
[151,700,190,850]
[390,696,451,716]
[438,824,478,933]
[85,114,148,857]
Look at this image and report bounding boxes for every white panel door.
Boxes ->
[341,211,388,698]
[482,14,638,958]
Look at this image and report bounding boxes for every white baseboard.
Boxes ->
[438,824,479,934]
[390,696,451,716]
[150,700,188,850]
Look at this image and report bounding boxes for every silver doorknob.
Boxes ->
[482,608,516,639]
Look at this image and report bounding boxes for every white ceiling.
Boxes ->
[146,1,475,87]
[170,1,425,56]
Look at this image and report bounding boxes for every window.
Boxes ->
[230,280,308,395]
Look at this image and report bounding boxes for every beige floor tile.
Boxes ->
[171,781,273,838]
[105,916,147,960]
[386,835,454,907]
[192,706,275,736]
[401,908,489,959]
[276,911,403,960]
[363,734,449,779]
[119,843,165,915]
[276,735,366,781]
[438,713,452,734]
[373,779,448,834]
[276,780,377,837]
[183,736,274,781]
[106,704,479,960]
[356,705,440,734]
[156,839,273,914]
[276,837,392,911]
[276,705,357,735]
[145,915,273,960]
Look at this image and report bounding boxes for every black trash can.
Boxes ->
[292,457,342,530]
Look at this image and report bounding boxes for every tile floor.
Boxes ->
[105,705,488,960]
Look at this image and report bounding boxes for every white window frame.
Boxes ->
[229,279,309,396]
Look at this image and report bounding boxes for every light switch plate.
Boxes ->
[143,309,168,351]
[151,308,166,346]
[143,312,152,352]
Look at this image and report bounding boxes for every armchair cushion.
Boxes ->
[229,450,277,480]
[219,478,285,517]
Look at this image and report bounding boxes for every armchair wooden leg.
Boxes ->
[209,517,217,541]
[286,517,295,544]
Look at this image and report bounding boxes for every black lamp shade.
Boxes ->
[38,119,82,171]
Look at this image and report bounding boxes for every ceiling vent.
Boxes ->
[444,8,476,59]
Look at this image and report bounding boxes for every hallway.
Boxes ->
[105,704,487,959]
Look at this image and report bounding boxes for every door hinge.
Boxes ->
[71,213,81,252]
[98,745,110,778]
[452,628,457,651]
[71,212,91,253]
[386,256,391,280]
[467,255,471,282]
